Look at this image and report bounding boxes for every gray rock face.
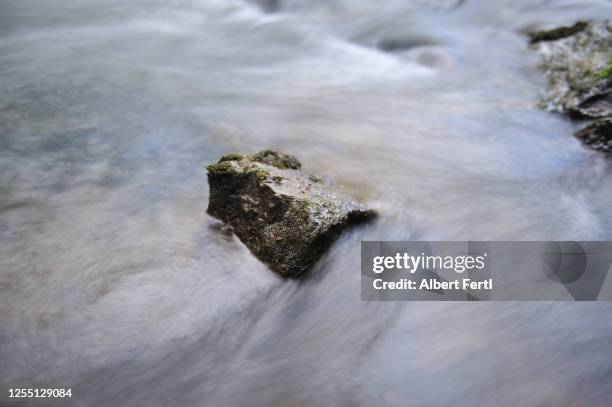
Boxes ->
[575,119,612,153]
[530,21,611,119]
[206,150,375,277]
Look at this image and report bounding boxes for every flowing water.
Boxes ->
[2,0,612,406]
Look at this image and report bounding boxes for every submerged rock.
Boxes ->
[530,20,611,119]
[206,150,375,277]
[575,119,612,153]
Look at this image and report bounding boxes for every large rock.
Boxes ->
[530,21,611,119]
[206,150,375,277]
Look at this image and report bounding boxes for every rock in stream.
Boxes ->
[530,20,612,153]
[206,150,375,277]
[530,20,611,119]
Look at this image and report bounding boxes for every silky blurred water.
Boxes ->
[2,0,612,406]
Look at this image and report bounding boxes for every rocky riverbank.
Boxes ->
[530,20,611,152]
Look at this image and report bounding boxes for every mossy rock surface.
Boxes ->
[206,150,375,277]
[530,20,612,119]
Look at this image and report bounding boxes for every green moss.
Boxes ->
[265,200,312,247]
[253,150,301,170]
[593,62,612,81]
[255,169,270,182]
[218,153,247,163]
[207,161,235,175]
[245,166,270,182]
[283,200,310,225]
[208,159,271,182]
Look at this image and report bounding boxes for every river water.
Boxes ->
[2,1,612,406]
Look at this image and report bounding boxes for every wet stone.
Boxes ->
[206,150,375,277]
[575,118,612,153]
[530,20,612,119]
